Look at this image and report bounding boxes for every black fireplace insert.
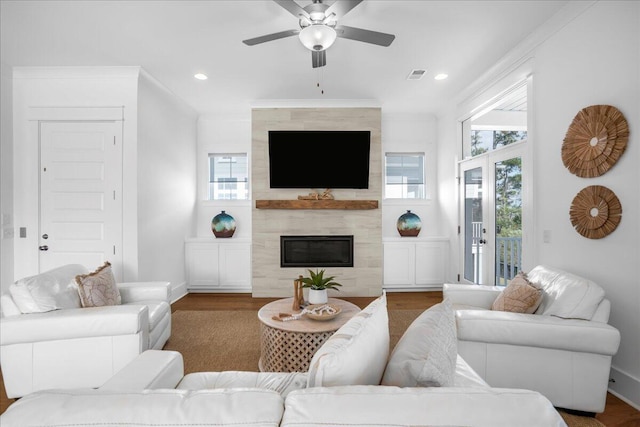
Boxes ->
[280,235,354,268]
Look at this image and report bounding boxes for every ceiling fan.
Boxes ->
[242,0,395,68]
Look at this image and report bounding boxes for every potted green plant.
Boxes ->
[300,269,342,304]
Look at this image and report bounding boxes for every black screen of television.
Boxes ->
[268,131,371,189]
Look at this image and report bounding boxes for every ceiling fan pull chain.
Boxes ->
[317,68,324,95]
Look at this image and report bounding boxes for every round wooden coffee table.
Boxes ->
[257,297,360,372]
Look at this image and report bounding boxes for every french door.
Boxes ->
[459,143,525,286]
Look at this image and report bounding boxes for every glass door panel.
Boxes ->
[494,157,522,285]
[462,165,487,284]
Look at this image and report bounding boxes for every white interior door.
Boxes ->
[39,121,123,279]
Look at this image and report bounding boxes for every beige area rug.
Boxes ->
[165,309,606,427]
[165,309,424,373]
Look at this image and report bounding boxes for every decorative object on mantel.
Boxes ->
[211,210,236,238]
[397,210,422,237]
[561,105,629,178]
[292,276,305,311]
[298,189,334,200]
[299,269,342,304]
[569,185,622,239]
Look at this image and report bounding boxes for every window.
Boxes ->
[385,153,425,199]
[208,154,248,200]
[462,82,528,159]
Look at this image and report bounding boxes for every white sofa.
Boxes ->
[0,350,567,427]
[0,294,567,426]
[0,264,172,398]
[443,265,621,414]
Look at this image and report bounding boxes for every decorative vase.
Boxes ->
[308,289,328,305]
[211,211,236,238]
[397,210,422,237]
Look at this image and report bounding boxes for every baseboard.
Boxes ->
[608,366,640,410]
[170,281,188,304]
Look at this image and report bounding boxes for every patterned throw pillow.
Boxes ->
[491,272,542,314]
[75,262,121,308]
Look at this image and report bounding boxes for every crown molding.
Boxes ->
[12,66,141,80]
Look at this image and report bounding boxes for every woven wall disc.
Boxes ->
[569,185,622,239]
[561,105,629,178]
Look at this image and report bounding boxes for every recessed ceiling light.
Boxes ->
[194,73,208,80]
[434,73,448,81]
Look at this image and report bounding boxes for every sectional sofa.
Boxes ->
[1,293,568,426]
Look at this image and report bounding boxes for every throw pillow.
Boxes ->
[8,264,88,313]
[491,272,543,314]
[381,298,457,387]
[306,293,389,388]
[75,261,121,308]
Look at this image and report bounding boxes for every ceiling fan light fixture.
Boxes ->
[299,24,336,51]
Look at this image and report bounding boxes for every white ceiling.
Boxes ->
[0,0,569,116]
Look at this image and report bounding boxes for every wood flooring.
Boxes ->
[2,291,638,427]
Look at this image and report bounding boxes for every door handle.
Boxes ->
[39,245,49,251]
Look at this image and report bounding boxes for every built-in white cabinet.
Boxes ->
[383,238,449,289]
[185,238,251,292]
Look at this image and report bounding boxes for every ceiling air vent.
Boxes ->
[407,69,426,80]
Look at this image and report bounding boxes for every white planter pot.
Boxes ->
[308,289,328,304]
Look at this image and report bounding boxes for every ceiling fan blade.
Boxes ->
[242,29,300,46]
[335,25,395,47]
[273,0,310,19]
[325,0,363,19]
[312,50,327,68]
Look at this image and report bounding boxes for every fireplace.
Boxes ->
[280,235,354,268]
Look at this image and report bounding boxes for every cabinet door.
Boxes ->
[219,244,251,291]
[415,242,448,285]
[383,243,415,287]
[186,243,220,289]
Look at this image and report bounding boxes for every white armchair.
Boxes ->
[0,264,172,398]
[443,265,621,414]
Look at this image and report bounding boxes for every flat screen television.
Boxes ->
[268,130,371,189]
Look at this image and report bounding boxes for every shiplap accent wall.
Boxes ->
[251,108,383,297]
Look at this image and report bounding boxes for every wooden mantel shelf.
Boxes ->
[256,200,379,210]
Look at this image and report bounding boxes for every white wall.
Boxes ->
[136,71,198,291]
[196,115,252,240]
[437,1,640,408]
[0,62,14,295]
[381,113,443,241]
[531,1,639,407]
[436,111,460,283]
[11,67,140,281]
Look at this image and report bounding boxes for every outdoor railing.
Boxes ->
[469,222,522,286]
[495,236,522,286]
